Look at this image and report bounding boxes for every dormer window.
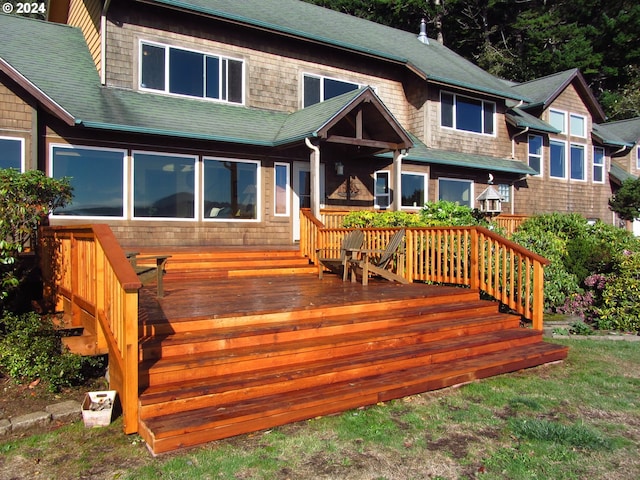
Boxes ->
[303,74,361,107]
[140,41,244,104]
[440,92,495,135]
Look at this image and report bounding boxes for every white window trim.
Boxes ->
[138,39,245,105]
[302,72,365,107]
[498,184,510,203]
[549,108,567,134]
[440,91,496,137]
[549,139,568,180]
[569,113,587,138]
[132,150,199,222]
[593,146,605,184]
[0,135,25,172]
[273,162,290,217]
[528,134,543,177]
[374,170,391,209]
[202,156,261,223]
[569,143,587,182]
[437,177,474,208]
[49,143,128,220]
[637,146,640,170]
[400,171,428,210]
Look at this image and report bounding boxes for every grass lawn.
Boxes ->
[1,338,638,479]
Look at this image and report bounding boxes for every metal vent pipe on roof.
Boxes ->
[417,19,429,45]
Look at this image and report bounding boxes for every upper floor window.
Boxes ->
[140,41,244,104]
[569,114,586,137]
[303,74,361,108]
[401,172,428,209]
[570,144,586,181]
[441,92,495,135]
[528,134,543,175]
[549,109,566,134]
[438,177,472,207]
[550,139,567,179]
[0,137,24,171]
[593,147,605,183]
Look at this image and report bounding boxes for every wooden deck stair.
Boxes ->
[136,274,568,454]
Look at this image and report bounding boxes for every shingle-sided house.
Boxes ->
[3,0,633,247]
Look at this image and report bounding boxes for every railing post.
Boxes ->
[532,260,545,331]
[122,291,139,434]
[470,227,479,291]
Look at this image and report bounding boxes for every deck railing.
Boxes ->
[39,225,141,434]
[302,209,548,330]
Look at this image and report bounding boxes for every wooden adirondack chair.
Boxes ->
[317,229,365,281]
[349,229,408,286]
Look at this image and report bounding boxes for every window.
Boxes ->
[0,137,23,171]
[637,147,640,170]
[401,172,428,208]
[528,134,543,175]
[570,144,586,181]
[133,151,196,219]
[593,147,605,183]
[438,178,472,207]
[498,184,510,203]
[303,74,361,108]
[550,140,566,179]
[374,171,390,208]
[570,114,586,137]
[440,92,495,135]
[140,41,244,104]
[549,109,566,134]
[204,158,259,220]
[274,163,290,216]
[51,145,125,217]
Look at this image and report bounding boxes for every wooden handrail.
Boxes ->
[301,211,548,330]
[39,224,141,434]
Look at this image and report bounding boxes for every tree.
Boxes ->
[609,177,640,221]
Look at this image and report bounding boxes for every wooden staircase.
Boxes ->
[133,252,569,454]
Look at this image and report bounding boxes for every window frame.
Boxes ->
[593,146,605,184]
[302,73,363,108]
[400,171,428,210]
[139,39,245,105]
[569,113,587,138]
[202,156,261,223]
[637,146,640,170]
[273,162,290,217]
[49,144,128,219]
[374,170,391,209]
[498,184,510,203]
[570,143,586,181]
[549,109,567,134]
[549,139,567,179]
[132,150,199,221]
[0,136,25,172]
[440,91,495,136]
[528,134,543,176]
[437,177,474,208]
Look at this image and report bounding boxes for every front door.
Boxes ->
[292,162,324,241]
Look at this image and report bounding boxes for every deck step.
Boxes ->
[139,342,568,454]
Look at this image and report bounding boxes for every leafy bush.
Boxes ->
[342,210,424,228]
[0,312,103,392]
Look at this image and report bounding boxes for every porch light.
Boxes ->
[335,161,344,176]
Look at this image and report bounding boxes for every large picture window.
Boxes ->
[438,178,472,207]
[51,145,125,217]
[528,134,543,175]
[140,41,244,104]
[570,144,586,181]
[133,152,196,219]
[374,171,390,209]
[550,140,566,179]
[441,92,494,135]
[401,172,428,209]
[593,147,605,183]
[0,137,23,171]
[303,74,361,108]
[204,158,259,220]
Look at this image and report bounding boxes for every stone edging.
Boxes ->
[0,400,82,436]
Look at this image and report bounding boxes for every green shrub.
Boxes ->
[595,251,640,333]
[342,210,423,228]
[0,312,103,392]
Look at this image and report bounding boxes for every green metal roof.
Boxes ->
[509,70,578,108]
[592,124,634,148]
[597,117,640,145]
[506,107,560,134]
[610,162,637,184]
[142,0,528,101]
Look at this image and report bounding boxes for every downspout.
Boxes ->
[510,125,530,215]
[511,126,529,159]
[305,137,321,219]
[100,0,112,85]
[392,149,408,211]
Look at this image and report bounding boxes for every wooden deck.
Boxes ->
[134,254,568,454]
